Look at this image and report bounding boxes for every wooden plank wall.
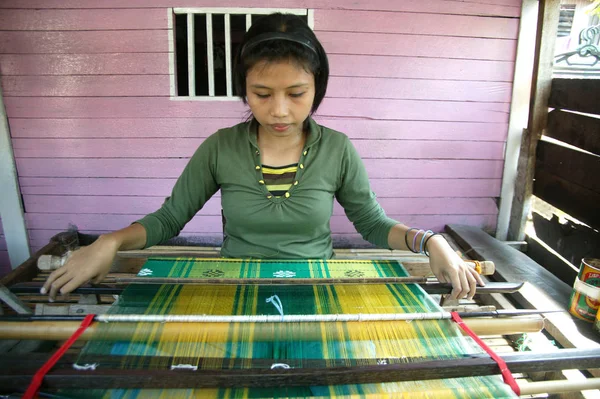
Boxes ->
[528,78,600,281]
[0,0,521,267]
[539,79,600,228]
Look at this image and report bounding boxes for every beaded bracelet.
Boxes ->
[422,232,442,257]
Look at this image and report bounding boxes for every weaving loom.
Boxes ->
[2,230,600,397]
[63,258,518,398]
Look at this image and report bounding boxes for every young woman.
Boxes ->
[42,13,484,301]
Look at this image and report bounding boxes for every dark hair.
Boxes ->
[233,13,329,114]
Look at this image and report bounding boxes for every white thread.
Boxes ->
[138,268,153,277]
[266,295,284,321]
[95,312,453,323]
[170,364,198,371]
[273,270,296,278]
[270,363,291,369]
[73,363,99,370]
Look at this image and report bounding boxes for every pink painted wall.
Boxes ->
[0,0,520,269]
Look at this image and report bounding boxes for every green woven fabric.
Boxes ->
[69,258,517,399]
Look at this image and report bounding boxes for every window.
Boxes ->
[557,4,576,37]
[169,8,312,99]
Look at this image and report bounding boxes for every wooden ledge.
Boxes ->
[446,224,599,347]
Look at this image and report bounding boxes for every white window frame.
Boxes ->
[168,8,314,101]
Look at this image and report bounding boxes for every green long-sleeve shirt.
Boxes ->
[136,118,399,258]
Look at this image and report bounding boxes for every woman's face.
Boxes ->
[246,59,315,138]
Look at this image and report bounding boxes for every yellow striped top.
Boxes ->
[262,164,298,197]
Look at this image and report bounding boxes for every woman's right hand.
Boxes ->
[41,235,119,301]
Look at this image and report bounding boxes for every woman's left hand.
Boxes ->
[426,235,485,300]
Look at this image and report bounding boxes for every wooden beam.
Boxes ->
[496,0,538,241]
[1,349,598,390]
[0,81,30,267]
[509,0,560,241]
[546,109,600,155]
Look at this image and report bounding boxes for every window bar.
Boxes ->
[206,13,215,97]
[246,14,252,32]
[225,14,232,97]
[187,13,196,96]
[167,9,176,96]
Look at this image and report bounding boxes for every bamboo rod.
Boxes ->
[0,316,544,342]
[37,253,494,275]
[519,377,600,395]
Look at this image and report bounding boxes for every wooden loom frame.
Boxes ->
[1,227,599,397]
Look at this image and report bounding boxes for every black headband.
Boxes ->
[240,32,318,57]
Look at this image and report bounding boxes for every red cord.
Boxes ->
[450,311,520,395]
[23,314,96,399]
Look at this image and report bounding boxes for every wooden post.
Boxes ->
[508,0,560,241]
[0,83,30,267]
[496,0,538,241]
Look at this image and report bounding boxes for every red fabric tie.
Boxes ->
[23,314,96,399]
[450,311,520,395]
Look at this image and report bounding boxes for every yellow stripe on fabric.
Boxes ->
[261,166,298,174]
[333,285,429,359]
[151,285,239,364]
[265,184,293,191]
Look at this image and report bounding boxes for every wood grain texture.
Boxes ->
[536,139,600,194]
[2,75,512,101]
[18,177,502,198]
[533,167,600,229]
[328,54,515,81]
[508,0,560,241]
[327,77,513,102]
[0,31,168,54]
[0,9,167,30]
[548,78,600,115]
[0,53,513,81]
[15,158,505,179]
[0,0,522,18]
[315,10,519,39]
[317,98,509,122]
[8,118,509,141]
[2,75,169,97]
[318,31,517,61]
[0,54,169,76]
[3,97,248,118]
[12,138,505,160]
[546,110,600,155]
[4,97,509,122]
